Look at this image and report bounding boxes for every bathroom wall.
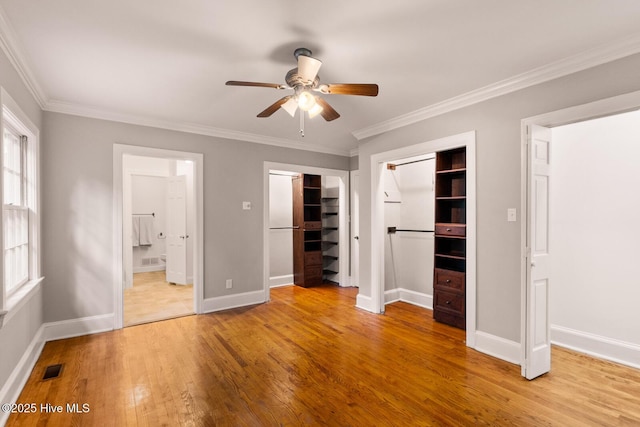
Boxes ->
[131,175,167,272]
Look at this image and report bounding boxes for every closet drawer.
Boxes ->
[304,221,322,230]
[434,289,464,315]
[435,224,466,237]
[305,265,323,280]
[434,269,465,292]
[305,251,322,266]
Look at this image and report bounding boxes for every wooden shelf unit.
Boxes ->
[433,147,467,329]
[293,174,323,287]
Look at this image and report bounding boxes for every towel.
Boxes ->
[132,217,140,247]
[139,216,154,246]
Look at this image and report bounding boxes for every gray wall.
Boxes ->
[41,112,349,321]
[357,53,640,343]
[0,47,43,396]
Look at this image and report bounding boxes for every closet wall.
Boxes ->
[384,157,435,305]
[269,173,294,287]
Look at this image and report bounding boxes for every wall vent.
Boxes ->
[142,257,159,266]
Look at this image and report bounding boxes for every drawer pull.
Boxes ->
[446,228,452,232]
[445,300,451,305]
[446,279,451,283]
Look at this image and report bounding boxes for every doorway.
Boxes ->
[263,162,350,300]
[370,131,477,347]
[113,145,204,330]
[521,90,640,379]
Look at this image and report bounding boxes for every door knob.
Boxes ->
[354,236,359,240]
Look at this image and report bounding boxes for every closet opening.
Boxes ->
[264,163,351,301]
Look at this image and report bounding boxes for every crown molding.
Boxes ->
[0,6,47,109]
[353,33,640,141]
[44,99,351,157]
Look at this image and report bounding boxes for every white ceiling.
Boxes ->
[2,1,640,156]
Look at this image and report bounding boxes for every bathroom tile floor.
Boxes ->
[124,271,193,327]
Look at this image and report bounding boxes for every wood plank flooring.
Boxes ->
[124,271,193,327]
[8,284,640,426]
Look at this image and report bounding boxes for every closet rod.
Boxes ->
[133,213,155,217]
[387,157,435,169]
[269,226,300,230]
[387,227,434,234]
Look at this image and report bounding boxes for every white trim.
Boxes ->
[384,288,433,310]
[263,162,350,303]
[520,89,640,376]
[551,325,640,370]
[269,274,294,288]
[46,100,351,157]
[113,144,204,330]
[132,265,166,274]
[355,293,374,312]
[0,324,45,427]
[353,32,640,140]
[369,131,477,348]
[42,314,114,342]
[474,331,521,365]
[202,290,266,313]
[0,7,47,108]
[1,277,43,327]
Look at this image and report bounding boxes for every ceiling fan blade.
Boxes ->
[297,55,322,83]
[226,81,286,90]
[315,97,340,121]
[257,96,293,118]
[322,83,379,96]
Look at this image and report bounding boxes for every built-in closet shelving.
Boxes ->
[433,147,466,329]
[292,174,323,287]
[321,191,339,283]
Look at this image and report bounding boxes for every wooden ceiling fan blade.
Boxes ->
[257,96,293,118]
[315,97,340,121]
[324,83,379,96]
[226,81,286,90]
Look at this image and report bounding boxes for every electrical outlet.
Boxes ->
[225,279,232,289]
[242,201,251,210]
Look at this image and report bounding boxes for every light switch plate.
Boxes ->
[242,201,251,210]
[507,208,517,222]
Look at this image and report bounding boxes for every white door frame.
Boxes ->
[350,170,360,288]
[520,89,640,377]
[113,144,204,330]
[263,162,350,301]
[370,131,477,347]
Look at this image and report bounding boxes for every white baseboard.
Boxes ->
[474,331,521,365]
[43,313,114,342]
[355,293,376,313]
[269,274,294,288]
[551,325,640,369]
[384,288,433,309]
[0,325,45,426]
[202,290,266,313]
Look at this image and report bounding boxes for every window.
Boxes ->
[1,88,40,312]
[3,124,29,292]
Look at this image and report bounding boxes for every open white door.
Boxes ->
[350,170,360,287]
[166,175,188,285]
[524,124,552,379]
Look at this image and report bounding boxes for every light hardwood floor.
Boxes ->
[124,271,193,327]
[8,284,640,426]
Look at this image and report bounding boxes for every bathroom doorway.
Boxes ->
[113,145,204,329]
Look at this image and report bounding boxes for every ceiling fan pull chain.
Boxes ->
[299,110,305,137]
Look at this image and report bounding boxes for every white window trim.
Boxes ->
[0,87,42,328]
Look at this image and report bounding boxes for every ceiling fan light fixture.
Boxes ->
[297,90,317,111]
[308,102,324,119]
[297,54,322,83]
[281,97,298,117]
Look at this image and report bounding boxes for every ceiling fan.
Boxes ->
[226,48,379,127]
